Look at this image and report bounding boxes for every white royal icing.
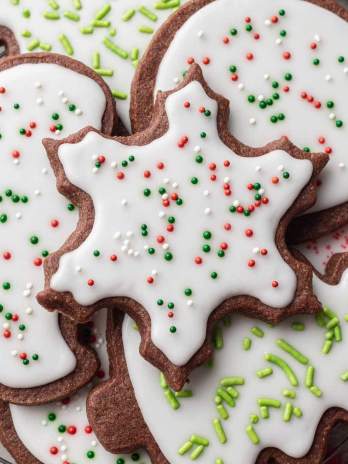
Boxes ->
[51,80,313,366]
[0,0,187,130]
[10,310,151,464]
[0,62,107,388]
[123,270,348,464]
[155,0,348,213]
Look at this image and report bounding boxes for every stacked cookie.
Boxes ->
[0,0,348,463]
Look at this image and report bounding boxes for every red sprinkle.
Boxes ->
[87,279,94,286]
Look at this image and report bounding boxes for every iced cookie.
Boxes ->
[0,310,151,464]
[0,52,116,404]
[131,0,348,241]
[38,65,326,390]
[88,252,348,464]
[0,0,187,131]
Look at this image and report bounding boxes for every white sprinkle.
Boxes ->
[173,77,180,84]
[277,164,284,172]
[75,266,82,273]
[314,34,321,42]
[17,333,24,340]
[339,162,345,169]
[92,167,99,174]
[126,231,133,238]
[325,74,332,82]
[144,245,149,251]
[113,231,121,239]
[204,207,212,215]
[159,211,166,218]
[26,282,33,289]
[128,249,134,256]
[3,323,9,329]
[162,243,169,250]
[163,177,170,184]
[329,112,336,120]
[34,81,42,89]
[123,239,130,246]
[194,146,201,153]
[203,190,210,197]
[162,193,169,200]
[172,182,179,188]
[55,130,61,135]
[187,300,193,307]
[75,406,81,412]
[75,108,83,116]
[258,188,265,195]
[264,74,270,80]
[121,245,128,252]
[92,154,98,161]
[275,38,283,45]
[11,350,18,357]
[16,212,22,219]
[249,117,256,125]
[41,420,48,427]
[233,200,240,207]
[133,251,139,257]
[253,247,260,254]
[121,198,128,206]
[344,67,348,74]
[61,445,67,452]
[13,159,20,165]
[264,19,271,26]
[25,307,33,315]
[238,83,245,91]
[197,30,204,38]
[110,161,117,168]
[58,90,65,97]
[42,168,48,175]
[34,189,41,196]
[23,290,31,297]
[36,97,44,105]
[62,97,68,104]
[151,269,158,276]
[91,441,97,447]
[224,177,230,183]
[57,437,63,443]
[257,94,264,102]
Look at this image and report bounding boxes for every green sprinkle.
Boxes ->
[175,390,192,398]
[305,366,315,388]
[138,25,154,33]
[155,0,180,9]
[323,306,336,319]
[21,30,32,38]
[159,372,167,388]
[131,48,139,61]
[276,339,309,365]
[63,10,80,21]
[216,404,229,420]
[92,52,101,69]
[326,317,339,330]
[246,425,260,445]
[215,459,224,464]
[265,353,298,387]
[243,337,252,350]
[22,8,31,18]
[190,445,205,460]
[291,321,305,331]
[190,435,209,447]
[251,327,264,338]
[103,37,128,59]
[213,327,223,350]
[178,441,193,455]
[112,89,128,100]
[220,376,245,386]
[164,388,180,410]
[91,19,110,27]
[310,385,322,398]
[213,419,227,444]
[340,371,348,381]
[322,339,333,354]
[48,0,59,8]
[27,39,40,51]
[81,26,94,34]
[283,389,296,399]
[293,407,303,418]
[95,3,112,20]
[95,68,114,76]
[216,388,235,408]
[334,325,342,342]
[40,42,52,51]
[250,414,259,424]
[43,11,60,19]
[226,386,239,399]
[256,368,273,379]
[139,6,158,21]
[315,312,326,327]
[122,9,136,21]
[283,403,293,422]
[260,406,269,419]
[258,398,281,408]
[59,34,74,55]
